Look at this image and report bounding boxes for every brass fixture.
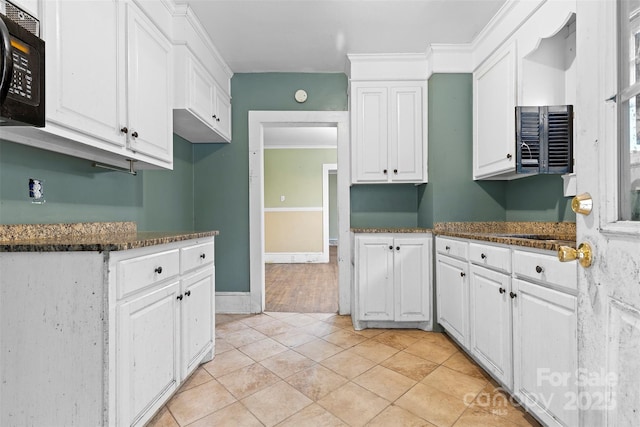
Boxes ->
[571,192,593,215]
[558,243,593,268]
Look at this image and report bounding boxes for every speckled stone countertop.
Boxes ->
[434,221,576,251]
[351,227,433,234]
[0,222,219,252]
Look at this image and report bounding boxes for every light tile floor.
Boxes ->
[147,313,541,427]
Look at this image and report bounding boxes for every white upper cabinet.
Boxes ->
[471,0,576,180]
[473,41,517,180]
[125,2,173,162]
[173,46,232,143]
[348,54,428,184]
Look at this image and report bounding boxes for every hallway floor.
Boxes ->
[148,313,540,427]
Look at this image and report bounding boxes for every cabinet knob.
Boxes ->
[396,246,400,251]
[460,272,466,277]
[389,245,393,250]
[216,117,221,122]
[510,291,517,299]
[383,169,388,174]
[499,287,506,294]
[177,294,183,301]
[120,126,128,134]
[445,246,451,250]
[131,131,139,138]
[185,290,191,297]
[506,153,512,160]
[535,265,543,273]
[200,253,206,259]
[481,253,487,259]
[212,114,217,119]
[155,266,163,274]
[393,169,398,174]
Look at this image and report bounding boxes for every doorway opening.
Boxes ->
[248,111,350,315]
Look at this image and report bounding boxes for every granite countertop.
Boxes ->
[0,222,219,252]
[352,222,576,251]
[434,221,576,251]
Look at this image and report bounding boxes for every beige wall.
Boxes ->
[265,211,323,252]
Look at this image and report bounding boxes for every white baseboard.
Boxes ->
[265,252,328,263]
[215,292,253,314]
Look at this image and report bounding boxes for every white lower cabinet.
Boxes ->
[435,237,469,347]
[435,237,577,427]
[0,237,215,427]
[354,233,432,330]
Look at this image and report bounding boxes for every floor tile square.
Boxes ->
[281,313,319,327]
[146,406,178,427]
[367,404,437,427]
[353,365,416,401]
[404,340,458,364]
[294,338,343,362]
[214,338,234,354]
[322,315,354,329]
[350,339,399,363]
[320,349,377,379]
[251,319,296,337]
[323,329,368,348]
[167,380,236,426]
[186,401,263,427]
[317,382,390,426]
[453,407,526,427]
[442,351,490,380]
[381,351,439,381]
[352,328,386,338]
[304,321,343,337]
[374,330,421,350]
[223,328,268,348]
[215,319,249,337]
[239,313,274,327]
[308,312,339,321]
[202,348,254,378]
[271,330,318,347]
[395,382,468,427]
[264,311,298,319]
[277,403,347,426]
[238,337,288,361]
[421,365,488,401]
[216,362,280,399]
[260,349,316,379]
[178,367,213,393]
[241,381,313,426]
[470,383,541,426]
[286,364,349,400]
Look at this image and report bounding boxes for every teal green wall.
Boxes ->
[0,135,194,230]
[505,175,575,222]
[351,184,419,227]
[418,74,506,227]
[193,73,348,293]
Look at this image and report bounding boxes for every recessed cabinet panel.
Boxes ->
[473,41,517,180]
[44,0,125,148]
[190,59,215,128]
[357,237,394,321]
[469,265,512,388]
[390,87,423,182]
[394,237,431,321]
[126,3,173,163]
[354,87,388,182]
[213,86,232,141]
[181,269,215,378]
[436,254,469,347]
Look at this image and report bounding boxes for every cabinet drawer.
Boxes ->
[469,242,511,273]
[117,249,180,299]
[512,249,577,292]
[436,237,468,260]
[181,241,215,274]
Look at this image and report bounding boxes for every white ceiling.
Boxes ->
[181,0,507,73]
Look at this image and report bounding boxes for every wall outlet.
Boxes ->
[29,178,45,204]
[280,195,285,202]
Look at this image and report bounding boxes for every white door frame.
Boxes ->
[248,111,350,314]
[323,163,338,260]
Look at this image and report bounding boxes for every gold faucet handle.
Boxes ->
[558,243,593,268]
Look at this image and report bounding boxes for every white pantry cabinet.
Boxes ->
[435,237,470,347]
[0,237,215,427]
[351,81,426,183]
[2,0,173,170]
[354,233,432,330]
[173,46,232,143]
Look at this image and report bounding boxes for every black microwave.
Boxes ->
[0,2,44,127]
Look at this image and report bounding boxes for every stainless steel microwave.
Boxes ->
[0,0,44,127]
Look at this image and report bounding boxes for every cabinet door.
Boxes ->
[125,2,173,164]
[473,41,517,179]
[436,255,469,348]
[117,280,180,427]
[181,268,215,379]
[213,86,232,142]
[394,236,431,321]
[352,86,389,182]
[469,265,512,388]
[189,57,215,129]
[389,85,424,182]
[356,236,394,321]
[512,279,577,427]
[44,0,126,149]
